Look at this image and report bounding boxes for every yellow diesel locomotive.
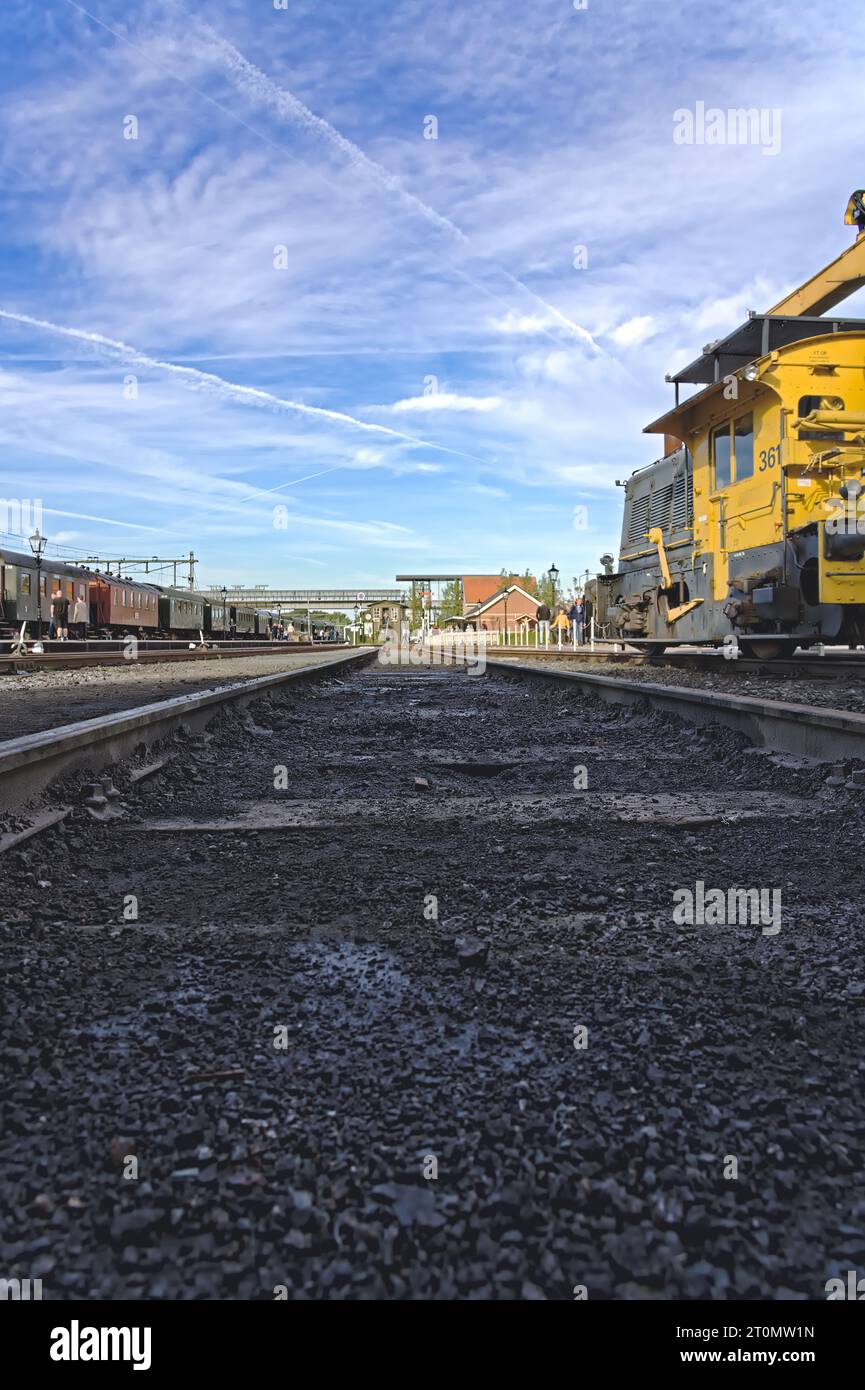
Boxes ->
[597,192,865,657]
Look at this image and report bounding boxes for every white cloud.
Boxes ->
[386,393,502,414]
[463,483,509,498]
[608,315,657,348]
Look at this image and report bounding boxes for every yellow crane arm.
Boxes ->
[767,233,865,318]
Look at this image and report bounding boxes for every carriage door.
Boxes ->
[710,412,757,598]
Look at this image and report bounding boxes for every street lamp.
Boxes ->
[29,528,47,651]
[548,562,559,605]
[220,586,229,641]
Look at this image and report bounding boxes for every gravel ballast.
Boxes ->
[0,649,356,741]
[0,661,863,1300]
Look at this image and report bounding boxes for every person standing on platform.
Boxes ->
[569,595,584,645]
[71,589,88,640]
[51,584,69,641]
[536,601,551,646]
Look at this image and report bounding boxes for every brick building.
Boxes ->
[459,580,541,635]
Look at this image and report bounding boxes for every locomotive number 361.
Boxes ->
[758,445,781,470]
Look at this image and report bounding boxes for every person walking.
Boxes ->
[536,601,551,647]
[51,584,69,641]
[552,606,570,649]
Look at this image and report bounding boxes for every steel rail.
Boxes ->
[0,649,376,811]
[486,657,865,762]
[0,641,349,675]
[491,648,865,680]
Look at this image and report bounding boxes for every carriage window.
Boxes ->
[734,413,754,480]
[21,573,31,594]
[712,423,732,489]
[122,590,127,606]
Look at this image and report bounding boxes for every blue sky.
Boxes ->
[1,0,864,592]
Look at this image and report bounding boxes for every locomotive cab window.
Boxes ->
[734,413,754,479]
[798,394,845,441]
[713,411,754,486]
[712,422,733,488]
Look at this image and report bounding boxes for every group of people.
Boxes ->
[535,595,589,646]
[267,619,298,642]
[48,585,88,640]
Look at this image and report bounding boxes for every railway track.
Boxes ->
[487,658,865,761]
[1,655,863,1299]
[0,640,348,676]
[494,646,865,681]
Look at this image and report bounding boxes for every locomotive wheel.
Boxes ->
[738,639,793,661]
[644,643,667,657]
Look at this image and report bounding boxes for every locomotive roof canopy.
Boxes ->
[669,312,865,385]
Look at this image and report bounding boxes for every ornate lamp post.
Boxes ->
[29,528,47,651]
[220,586,229,641]
[548,562,559,606]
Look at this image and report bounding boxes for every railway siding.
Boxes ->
[0,650,374,812]
[489,658,865,760]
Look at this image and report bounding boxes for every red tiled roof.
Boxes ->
[462,574,536,606]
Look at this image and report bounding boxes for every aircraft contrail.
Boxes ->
[61,0,597,351]
[196,17,597,349]
[0,309,488,464]
[42,507,165,532]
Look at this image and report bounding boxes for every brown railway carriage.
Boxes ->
[89,574,160,633]
[0,548,162,635]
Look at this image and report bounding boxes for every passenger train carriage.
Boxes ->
[594,193,865,658]
[156,588,206,638]
[0,551,264,641]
